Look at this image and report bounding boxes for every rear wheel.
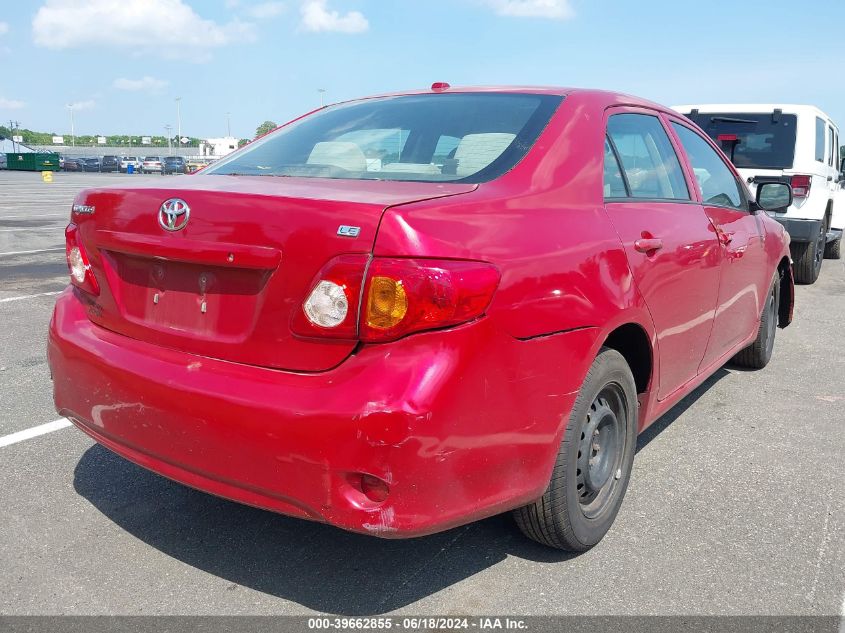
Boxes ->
[825,238,841,260]
[732,271,780,369]
[792,220,826,284]
[513,347,637,551]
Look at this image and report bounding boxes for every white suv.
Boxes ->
[119,156,142,173]
[673,104,844,284]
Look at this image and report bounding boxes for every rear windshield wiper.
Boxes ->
[710,116,757,124]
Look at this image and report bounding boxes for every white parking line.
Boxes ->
[0,419,72,448]
[0,291,62,303]
[0,247,64,257]
[0,227,62,233]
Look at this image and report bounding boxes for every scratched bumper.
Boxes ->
[48,287,588,537]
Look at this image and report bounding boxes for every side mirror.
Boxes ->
[755,182,792,213]
[840,158,845,184]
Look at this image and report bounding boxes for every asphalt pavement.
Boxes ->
[0,170,843,617]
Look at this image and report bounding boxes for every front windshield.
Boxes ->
[204,93,563,183]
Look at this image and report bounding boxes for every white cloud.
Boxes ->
[113,76,169,93]
[0,97,25,110]
[68,100,96,111]
[484,0,574,19]
[246,2,286,18]
[32,0,255,61]
[0,22,9,35]
[300,0,368,33]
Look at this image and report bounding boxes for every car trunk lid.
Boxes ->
[73,175,476,371]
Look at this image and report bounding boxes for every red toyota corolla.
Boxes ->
[48,86,794,551]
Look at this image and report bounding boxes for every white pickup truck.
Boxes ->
[673,104,844,284]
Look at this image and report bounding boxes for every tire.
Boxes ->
[513,347,638,551]
[731,271,780,369]
[791,222,825,285]
[825,238,841,260]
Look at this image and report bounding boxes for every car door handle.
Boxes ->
[634,238,663,253]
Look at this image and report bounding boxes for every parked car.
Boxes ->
[62,157,84,172]
[141,156,163,174]
[81,157,101,172]
[163,156,186,174]
[675,104,843,282]
[100,155,120,173]
[119,156,142,173]
[49,86,794,551]
[185,158,209,173]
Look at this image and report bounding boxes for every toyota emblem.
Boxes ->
[158,198,190,231]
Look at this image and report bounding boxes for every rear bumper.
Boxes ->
[773,217,822,243]
[48,288,595,537]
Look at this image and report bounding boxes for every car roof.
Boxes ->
[336,85,679,116]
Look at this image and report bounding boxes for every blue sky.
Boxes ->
[1,0,843,139]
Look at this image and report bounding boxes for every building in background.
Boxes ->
[199,137,239,158]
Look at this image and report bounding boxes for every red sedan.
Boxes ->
[48,86,794,551]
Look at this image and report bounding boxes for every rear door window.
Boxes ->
[671,122,745,210]
[684,112,797,170]
[606,113,689,200]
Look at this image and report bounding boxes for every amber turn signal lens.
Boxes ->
[366,276,408,329]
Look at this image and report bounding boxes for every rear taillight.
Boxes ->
[291,254,368,339]
[65,223,100,295]
[790,175,811,199]
[359,259,500,342]
[294,257,500,343]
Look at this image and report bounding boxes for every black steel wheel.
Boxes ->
[514,347,638,551]
[732,271,780,369]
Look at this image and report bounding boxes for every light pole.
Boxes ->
[164,125,173,155]
[225,112,231,138]
[65,104,75,147]
[318,88,326,107]
[175,97,182,150]
[8,120,20,152]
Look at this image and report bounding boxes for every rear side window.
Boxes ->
[828,126,835,166]
[603,138,627,197]
[816,117,826,162]
[671,122,745,210]
[606,114,689,200]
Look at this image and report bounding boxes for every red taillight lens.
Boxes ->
[291,254,368,339]
[65,223,99,295]
[360,259,500,343]
[790,175,811,199]
[295,257,500,343]
[717,133,738,142]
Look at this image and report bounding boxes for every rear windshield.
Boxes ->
[203,93,563,183]
[683,112,797,169]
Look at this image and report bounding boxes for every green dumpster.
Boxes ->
[6,153,61,172]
